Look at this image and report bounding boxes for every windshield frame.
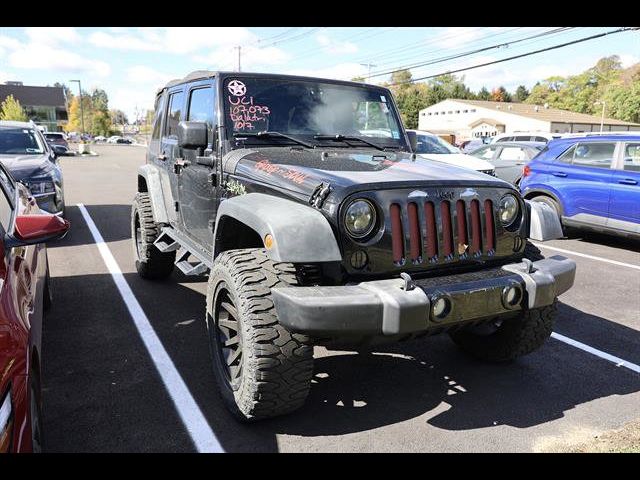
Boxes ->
[0,126,47,155]
[219,73,411,153]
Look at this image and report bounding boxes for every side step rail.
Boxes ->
[154,227,214,276]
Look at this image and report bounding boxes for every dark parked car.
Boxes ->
[520,134,640,238]
[132,71,575,421]
[116,137,133,144]
[0,162,70,452]
[43,132,71,156]
[470,141,545,184]
[0,121,66,216]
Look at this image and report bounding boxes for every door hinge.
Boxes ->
[174,201,179,212]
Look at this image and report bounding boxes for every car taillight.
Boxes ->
[523,165,531,177]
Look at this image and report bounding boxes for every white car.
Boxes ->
[490,132,561,144]
[407,130,496,176]
[106,135,122,143]
[94,135,107,142]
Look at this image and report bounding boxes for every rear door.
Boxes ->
[178,81,219,247]
[608,141,640,234]
[550,141,617,224]
[492,145,529,184]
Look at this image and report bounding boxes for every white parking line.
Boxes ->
[533,243,640,271]
[551,332,640,374]
[77,203,224,453]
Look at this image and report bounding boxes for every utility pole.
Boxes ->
[360,63,377,129]
[236,46,242,72]
[70,79,85,136]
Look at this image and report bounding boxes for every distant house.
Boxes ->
[418,99,640,141]
[0,81,68,132]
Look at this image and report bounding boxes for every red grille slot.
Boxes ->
[456,200,468,254]
[407,202,421,261]
[484,199,495,251]
[424,201,437,258]
[390,203,404,263]
[440,201,453,257]
[470,199,482,254]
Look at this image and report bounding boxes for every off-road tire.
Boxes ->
[206,248,314,421]
[450,301,557,362]
[131,192,175,279]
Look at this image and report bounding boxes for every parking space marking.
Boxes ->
[77,203,224,453]
[533,243,640,271]
[551,332,640,374]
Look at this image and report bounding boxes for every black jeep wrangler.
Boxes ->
[132,71,576,421]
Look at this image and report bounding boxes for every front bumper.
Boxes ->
[272,256,576,336]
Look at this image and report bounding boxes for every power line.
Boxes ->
[369,27,574,80]
[390,27,639,86]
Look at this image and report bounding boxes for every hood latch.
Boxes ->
[309,182,331,209]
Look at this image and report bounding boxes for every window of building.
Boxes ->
[463,110,468,113]
[455,110,460,114]
[470,109,476,113]
[441,111,445,115]
[448,111,453,114]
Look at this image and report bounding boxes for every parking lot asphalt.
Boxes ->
[41,144,640,452]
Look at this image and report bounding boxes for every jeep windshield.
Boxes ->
[223,76,407,151]
[0,127,46,155]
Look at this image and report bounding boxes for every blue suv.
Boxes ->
[519,134,640,238]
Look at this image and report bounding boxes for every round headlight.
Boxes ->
[344,199,376,238]
[499,194,520,227]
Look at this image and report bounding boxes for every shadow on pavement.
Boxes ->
[565,229,640,253]
[50,204,133,247]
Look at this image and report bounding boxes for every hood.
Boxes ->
[417,153,494,172]
[0,154,53,180]
[229,147,510,199]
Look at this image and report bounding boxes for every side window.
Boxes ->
[557,144,576,163]
[533,136,548,143]
[151,93,166,141]
[623,143,640,172]
[572,142,616,169]
[476,146,495,159]
[164,90,185,138]
[498,147,527,161]
[187,87,216,134]
[514,136,531,142]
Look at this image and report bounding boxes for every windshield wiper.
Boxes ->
[233,131,314,149]
[313,134,386,152]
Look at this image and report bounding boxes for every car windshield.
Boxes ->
[223,76,407,150]
[414,133,460,154]
[0,127,46,155]
[45,133,63,140]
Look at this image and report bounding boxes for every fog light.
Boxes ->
[501,284,523,309]
[350,250,368,269]
[431,295,451,321]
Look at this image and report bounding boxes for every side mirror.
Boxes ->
[406,131,418,152]
[5,214,70,248]
[177,121,208,149]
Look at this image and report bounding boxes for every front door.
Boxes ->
[608,141,640,234]
[178,82,219,248]
[160,87,186,228]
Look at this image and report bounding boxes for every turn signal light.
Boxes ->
[522,165,531,177]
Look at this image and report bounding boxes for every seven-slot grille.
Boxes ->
[389,197,496,265]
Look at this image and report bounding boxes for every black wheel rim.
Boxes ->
[214,285,243,387]
[134,213,143,260]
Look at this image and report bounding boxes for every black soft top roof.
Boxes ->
[158,70,385,94]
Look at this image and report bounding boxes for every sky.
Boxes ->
[0,26,638,121]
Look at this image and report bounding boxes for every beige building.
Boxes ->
[418,99,640,141]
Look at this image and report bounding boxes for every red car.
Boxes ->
[0,162,69,453]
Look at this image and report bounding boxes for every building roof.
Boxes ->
[427,99,640,127]
[0,84,66,108]
[469,117,505,128]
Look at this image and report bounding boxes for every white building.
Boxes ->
[418,99,640,141]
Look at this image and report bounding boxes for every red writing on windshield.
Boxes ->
[229,95,271,131]
[254,159,308,185]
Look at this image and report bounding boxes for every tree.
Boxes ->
[477,87,491,100]
[65,94,94,133]
[604,82,640,124]
[0,95,29,121]
[514,85,529,102]
[110,109,128,125]
[491,86,511,102]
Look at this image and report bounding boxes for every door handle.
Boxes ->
[619,178,638,185]
[552,171,567,177]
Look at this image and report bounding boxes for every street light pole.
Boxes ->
[70,79,85,137]
[594,101,606,133]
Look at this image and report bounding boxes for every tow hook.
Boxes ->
[400,272,416,291]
